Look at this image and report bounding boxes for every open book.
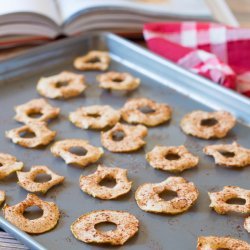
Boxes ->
[0,0,211,48]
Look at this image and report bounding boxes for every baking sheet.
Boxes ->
[0,33,250,250]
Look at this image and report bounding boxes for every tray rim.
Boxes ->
[0,32,250,250]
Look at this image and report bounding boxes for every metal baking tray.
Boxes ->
[0,33,250,250]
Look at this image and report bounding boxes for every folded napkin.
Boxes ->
[143,22,250,97]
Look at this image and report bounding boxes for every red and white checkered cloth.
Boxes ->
[143,22,250,97]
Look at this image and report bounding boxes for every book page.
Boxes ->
[0,0,61,25]
[57,0,211,22]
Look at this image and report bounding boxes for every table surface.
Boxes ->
[0,231,28,250]
[226,0,250,27]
